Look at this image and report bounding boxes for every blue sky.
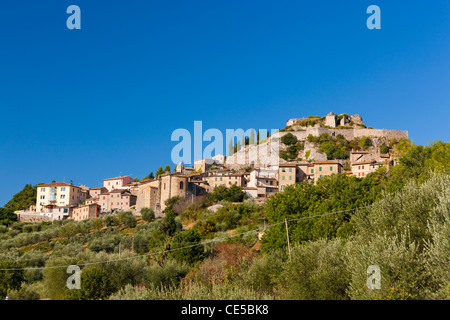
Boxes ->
[0,0,449,206]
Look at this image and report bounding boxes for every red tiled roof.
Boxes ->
[38,182,78,188]
[102,176,132,181]
[351,160,377,165]
[313,161,342,165]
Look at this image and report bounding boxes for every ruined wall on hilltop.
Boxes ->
[281,127,408,141]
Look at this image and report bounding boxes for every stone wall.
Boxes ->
[279,127,408,142]
[17,213,51,223]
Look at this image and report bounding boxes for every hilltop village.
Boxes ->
[15,113,408,222]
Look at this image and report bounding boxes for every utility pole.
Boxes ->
[285,218,291,261]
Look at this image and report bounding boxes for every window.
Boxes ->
[220,177,222,181]
[41,188,46,192]
[180,181,184,190]
[60,195,66,199]
[282,168,286,172]
[319,167,322,172]
[282,176,285,180]
[289,168,292,172]
[362,166,365,169]
[358,166,360,170]
[40,195,45,199]
[311,169,314,173]
[289,176,292,180]
[61,187,66,191]
[330,166,333,171]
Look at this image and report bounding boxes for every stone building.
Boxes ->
[312,161,343,182]
[351,160,392,178]
[108,189,137,212]
[72,203,99,221]
[36,182,86,214]
[102,176,134,192]
[132,179,160,214]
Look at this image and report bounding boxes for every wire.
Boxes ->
[0,205,368,271]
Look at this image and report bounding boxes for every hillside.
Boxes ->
[0,140,449,300]
[226,112,408,167]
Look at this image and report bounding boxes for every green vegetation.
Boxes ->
[0,208,17,226]
[0,141,448,300]
[307,133,354,160]
[4,184,41,211]
[281,133,298,145]
[206,185,248,203]
[141,208,155,222]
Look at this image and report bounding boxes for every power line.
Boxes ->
[0,206,368,271]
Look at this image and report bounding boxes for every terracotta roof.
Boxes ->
[102,176,132,181]
[38,182,78,188]
[313,161,342,165]
[91,187,107,190]
[351,160,377,165]
[279,163,299,167]
[109,188,131,194]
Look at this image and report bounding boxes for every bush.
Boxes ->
[245,249,287,294]
[170,229,204,265]
[118,211,137,228]
[66,266,115,300]
[206,185,247,203]
[345,233,425,300]
[380,143,390,154]
[146,259,190,289]
[280,239,350,299]
[141,208,155,222]
[7,283,40,300]
[359,136,372,149]
[281,133,298,145]
[0,259,24,299]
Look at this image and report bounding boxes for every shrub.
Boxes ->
[279,239,350,299]
[170,229,204,265]
[380,143,390,154]
[66,266,115,300]
[345,233,425,300]
[146,259,190,289]
[281,133,298,145]
[359,136,372,149]
[118,211,137,228]
[141,208,155,222]
[206,185,247,203]
[7,283,40,300]
[0,259,24,299]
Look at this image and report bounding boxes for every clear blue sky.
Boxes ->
[0,0,449,206]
